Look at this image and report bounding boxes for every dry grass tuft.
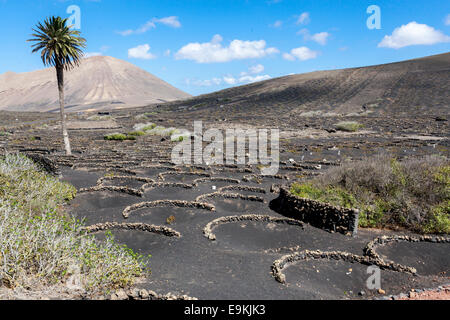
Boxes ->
[291,154,449,234]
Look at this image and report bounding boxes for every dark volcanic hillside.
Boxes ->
[159,52,450,119]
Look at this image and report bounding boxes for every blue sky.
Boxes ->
[0,0,449,95]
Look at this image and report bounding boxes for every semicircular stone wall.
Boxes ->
[270,187,360,236]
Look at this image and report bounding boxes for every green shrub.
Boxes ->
[141,124,157,132]
[133,123,189,141]
[358,199,397,228]
[335,121,364,132]
[434,166,450,198]
[135,114,148,120]
[135,112,157,120]
[170,130,191,142]
[104,133,136,141]
[423,201,450,234]
[290,183,358,209]
[133,122,156,132]
[127,131,146,137]
[0,154,148,292]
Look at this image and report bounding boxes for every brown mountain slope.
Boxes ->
[0,56,190,112]
[160,52,450,118]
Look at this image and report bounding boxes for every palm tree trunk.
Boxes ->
[55,64,72,156]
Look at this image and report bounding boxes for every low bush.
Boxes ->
[132,123,190,142]
[170,129,191,142]
[133,122,156,132]
[127,131,146,137]
[290,154,449,234]
[335,121,364,132]
[0,154,149,292]
[290,183,357,209]
[104,133,136,141]
[147,126,178,137]
[134,112,157,120]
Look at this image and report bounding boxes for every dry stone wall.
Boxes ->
[270,187,359,236]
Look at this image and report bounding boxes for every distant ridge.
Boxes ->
[0,56,191,112]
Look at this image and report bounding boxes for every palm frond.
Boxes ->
[28,16,86,70]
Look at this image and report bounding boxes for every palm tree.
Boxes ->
[28,16,86,155]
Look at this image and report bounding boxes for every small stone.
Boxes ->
[127,288,140,299]
[147,290,157,300]
[139,289,149,300]
[378,289,386,295]
[115,289,129,300]
[358,291,365,296]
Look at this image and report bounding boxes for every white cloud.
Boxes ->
[282,53,296,61]
[271,20,283,28]
[239,74,271,83]
[117,29,134,36]
[240,64,265,77]
[298,29,330,45]
[84,45,110,58]
[164,49,171,56]
[156,16,181,28]
[188,69,271,87]
[378,21,450,49]
[445,14,450,26]
[297,28,309,36]
[212,78,223,85]
[211,34,223,44]
[118,16,181,36]
[283,47,319,61]
[84,52,102,58]
[222,76,236,85]
[297,12,310,25]
[175,35,279,63]
[186,78,222,87]
[128,44,156,59]
[310,32,330,45]
[118,21,155,36]
[223,73,271,85]
[249,64,265,74]
[265,47,280,55]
